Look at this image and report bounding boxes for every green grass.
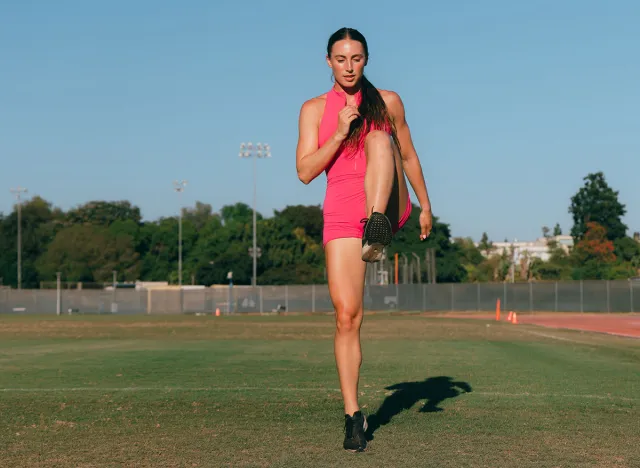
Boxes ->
[0,313,638,467]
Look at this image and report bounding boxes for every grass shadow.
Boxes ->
[365,376,472,441]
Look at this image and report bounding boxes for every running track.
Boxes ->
[439,312,640,338]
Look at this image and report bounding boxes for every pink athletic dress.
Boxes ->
[318,87,412,248]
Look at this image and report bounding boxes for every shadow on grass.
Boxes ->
[365,376,472,441]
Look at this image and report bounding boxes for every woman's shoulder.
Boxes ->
[379,89,403,106]
[378,89,405,117]
[300,92,327,111]
[298,93,328,124]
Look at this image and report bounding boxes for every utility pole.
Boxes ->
[173,180,187,287]
[173,180,187,313]
[10,187,28,290]
[411,252,421,284]
[239,142,271,287]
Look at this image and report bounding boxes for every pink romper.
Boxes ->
[318,87,412,248]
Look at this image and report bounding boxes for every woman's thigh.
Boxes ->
[325,237,367,315]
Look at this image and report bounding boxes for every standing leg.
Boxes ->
[326,237,369,451]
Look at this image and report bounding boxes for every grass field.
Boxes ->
[1,313,638,467]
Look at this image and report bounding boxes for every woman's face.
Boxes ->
[327,39,367,88]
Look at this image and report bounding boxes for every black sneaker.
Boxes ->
[343,411,368,452]
[361,211,393,262]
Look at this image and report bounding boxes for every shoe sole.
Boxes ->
[361,214,392,263]
[361,242,385,262]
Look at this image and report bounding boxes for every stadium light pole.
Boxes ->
[173,180,187,288]
[10,187,28,290]
[239,142,271,287]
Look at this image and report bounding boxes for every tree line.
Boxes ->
[466,172,639,282]
[0,171,637,288]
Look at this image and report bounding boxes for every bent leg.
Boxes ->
[364,130,409,222]
[361,131,410,261]
[325,237,367,416]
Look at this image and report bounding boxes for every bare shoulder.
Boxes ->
[299,93,328,119]
[379,89,404,115]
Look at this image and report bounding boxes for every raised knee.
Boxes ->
[335,303,362,334]
[364,130,392,153]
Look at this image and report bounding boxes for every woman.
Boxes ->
[295,27,433,452]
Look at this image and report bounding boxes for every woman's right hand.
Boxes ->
[335,105,360,140]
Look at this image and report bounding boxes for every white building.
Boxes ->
[477,235,573,263]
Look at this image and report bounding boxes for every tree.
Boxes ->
[553,223,562,236]
[186,208,253,285]
[518,250,532,280]
[541,226,550,239]
[0,196,64,288]
[571,222,616,280]
[453,237,484,266]
[220,202,260,226]
[66,200,142,226]
[530,259,568,281]
[273,204,324,246]
[478,232,493,256]
[37,224,140,282]
[139,217,197,282]
[614,237,640,269]
[569,172,627,241]
[574,222,616,263]
[0,195,479,287]
[182,201,217,231]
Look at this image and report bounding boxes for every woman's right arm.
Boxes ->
[295,99,358,185]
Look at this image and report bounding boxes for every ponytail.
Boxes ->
[344,75,401,155]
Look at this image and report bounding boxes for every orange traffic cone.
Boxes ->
[512,312,518,324]
[215,308,221,317]
[507,311,513,322]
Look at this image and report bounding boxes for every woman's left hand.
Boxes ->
[419,208,432,241]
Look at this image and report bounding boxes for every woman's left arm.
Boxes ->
[384,91,432,216]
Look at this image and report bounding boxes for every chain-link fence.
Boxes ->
[1,280,638,315]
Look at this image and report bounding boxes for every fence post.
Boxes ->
[529,281,533,313]
[285,285,289,312]
[56,272,61,316]
[312,284,316,313]
[580,280,584,313]
[477,282,480,312]
[630,280,634,313]
[503,282,507,310]
[606,280,610,313]
[554,281,558,312]
[259,286,263,314]
[112,271,116,311]
[450,283,454,311]
[422,283,426,312]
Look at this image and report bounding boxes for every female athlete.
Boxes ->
[295,27,433,452]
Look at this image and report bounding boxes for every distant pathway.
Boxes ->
[434,311,640,338]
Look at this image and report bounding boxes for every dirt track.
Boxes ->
[440,312,640,338]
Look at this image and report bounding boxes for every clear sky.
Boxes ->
[1,0,638,242]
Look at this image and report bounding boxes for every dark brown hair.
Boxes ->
[327,27,401,154]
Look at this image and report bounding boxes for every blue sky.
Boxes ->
[1,0,638,242]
